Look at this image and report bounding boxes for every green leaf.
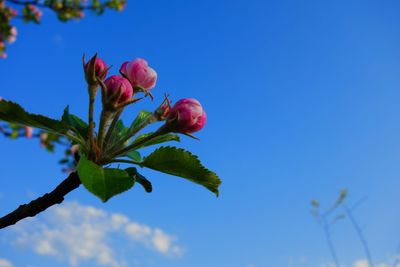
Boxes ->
[109,119,128,143]
[125,167,152,193]
[311,200,319,208]
[142,146,221,196]
[77,156,135,202]
[61,106,89,139]
[336,189,348,205]
[0,100,69,134]
[127,110,154,136]
[126,151,142,162]
[133,133,180,149]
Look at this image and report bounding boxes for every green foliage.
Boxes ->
[126,151,142,162]
[109,119,128,143]
[133,132,180,149]
[337,189,348,205]
[0,100,69,134]
[142,146,221,196]
[61,106,89,139]
[125,167,152,193]
[311,199,320,208]
[127,110,154,136]
[77,156,135,202]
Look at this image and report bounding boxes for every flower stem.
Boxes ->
[105,115,157,155]
[104,124,170,163]
[88,86,97,159]
[97,110,112,152]
[103,109,123,150]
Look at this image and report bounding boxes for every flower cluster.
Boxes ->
[0,1,18,58]
[0,0,127,58]
[22,4,43,23]
[83,54,207,163]
[0,53,221,207]
[86,55,206,132]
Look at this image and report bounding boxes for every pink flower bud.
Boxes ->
[24,126,33,138]
[120,58,157,91]
[86,57,107,80]
[168,98,207,133]
[154,96,171,121]
[40,132,48,148]
[1,52,7,59]
[104,75,133,105]
[7,26,17,44]
[70,144,79,155]
[9,7,18,17]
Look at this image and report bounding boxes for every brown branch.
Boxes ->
[0,172,81,229]
[6,0,114,10]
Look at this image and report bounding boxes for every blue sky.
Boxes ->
[1,0,400,266]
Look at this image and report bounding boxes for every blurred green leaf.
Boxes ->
[311,199,320,208]
[337,189,348,205]
[0,100,69,135]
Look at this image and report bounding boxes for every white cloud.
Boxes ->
[352,259,396,267]
[0,258,13,267]
[353,260,369,267]
[320,263,344,267]
[12,201,183,267]
[318,259,399,267]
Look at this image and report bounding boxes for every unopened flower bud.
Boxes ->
[103,75,133,109]
[26,5,42,22]
[7,27,17,44]
[167,98,207,133]
[120,58,157,92]
[9,7,18,17]
[40,132,48,147]
[24,126,33,138]
[154,97,171,121]
[70,144,79,155]
[86,56,107,79]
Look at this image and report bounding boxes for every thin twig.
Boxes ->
[344,205,374,267]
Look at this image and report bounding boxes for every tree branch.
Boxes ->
[6,0,115,11]
[0,172,81,229]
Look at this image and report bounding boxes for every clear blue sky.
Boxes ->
[1,1,400,267]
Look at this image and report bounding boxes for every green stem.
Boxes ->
[103,109,123,150]
[109,159,141,165]
[88,87,97,157]
[97,110,112,152]
[106,116,157,155]
[108,124,170,160]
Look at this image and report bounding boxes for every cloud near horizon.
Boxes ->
[11,201,183,267]
[0,259,13,267]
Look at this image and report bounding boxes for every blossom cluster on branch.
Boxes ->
[0,0,126,58]
[0,53,220,228]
